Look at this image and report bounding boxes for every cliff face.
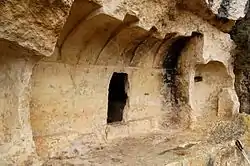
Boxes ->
[0,0,73,56]
[231,5,250,114]
[1,0,250,165]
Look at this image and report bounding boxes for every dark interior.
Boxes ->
[194,76,203,82]
[107,72,128,123]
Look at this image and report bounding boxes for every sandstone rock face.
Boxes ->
[0,39,38,165]
[218,88,240,118]
[180,0,249,32]
[0,0,250,165]
[0,0,73,56]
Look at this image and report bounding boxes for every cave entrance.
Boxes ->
[107,72,128,124]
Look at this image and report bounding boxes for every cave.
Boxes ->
[107,72,128,124]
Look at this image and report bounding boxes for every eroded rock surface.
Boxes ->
[0,0,73,56]
[231,4,250,115]
[181,0,249,20]
[0,0,250,165]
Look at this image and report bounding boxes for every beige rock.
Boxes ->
[180,0,248,32]
[0,0,74,56]
[0,0,248,165]
[184,0,248,20]
[0,39,39,164]
[218,88,240,118]
[165,161,182,166]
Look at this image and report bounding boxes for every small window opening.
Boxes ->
[194,76,203,82]
[107,72,128,124]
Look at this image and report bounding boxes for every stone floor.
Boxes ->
[42,130,248,166]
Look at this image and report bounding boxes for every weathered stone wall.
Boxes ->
[29,8,240,158]
[0,0,249,165]
[30,12,171,156]
[0,39,38,165]
[176,30,238,130]
[30,61,165,157]
[0,0,74,56]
